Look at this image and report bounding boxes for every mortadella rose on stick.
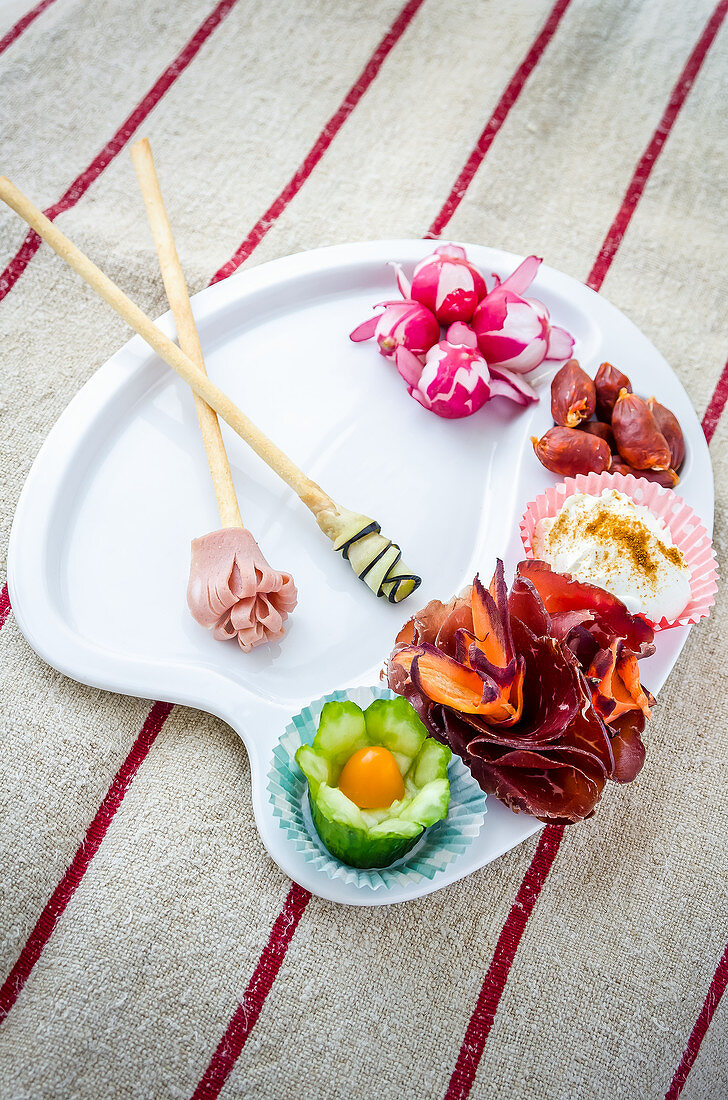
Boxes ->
[187,529,297,650]
[131,140,298,651]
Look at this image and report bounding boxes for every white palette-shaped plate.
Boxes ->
[8,242,714,906]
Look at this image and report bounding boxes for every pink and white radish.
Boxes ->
[394,244,487,324]
[472,255,574,373]
[487,365,539,406]
[392,323,489,418]
[349,299,440,358]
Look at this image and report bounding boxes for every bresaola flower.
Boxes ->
[388,559,654,823]
[349,299,440,358]
[393,244,487,324]
[350,245,576,419]
[472,255,574,373]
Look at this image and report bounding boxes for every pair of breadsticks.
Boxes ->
[0,145,420,652]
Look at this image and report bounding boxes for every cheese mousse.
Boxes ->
[532,489,691,622]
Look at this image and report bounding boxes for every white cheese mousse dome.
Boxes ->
[532,488,691,623]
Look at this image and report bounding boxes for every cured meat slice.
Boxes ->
[517,559,653,654]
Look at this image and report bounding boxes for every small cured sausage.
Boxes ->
[579,420,616,450]
[612,390,671,470]
[610,460,679,488]
[595,361,632,421]
[533,426,612,476]
[647,397,685,470]
[551,359,596,427]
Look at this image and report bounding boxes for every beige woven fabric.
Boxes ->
[1,0,726,1098]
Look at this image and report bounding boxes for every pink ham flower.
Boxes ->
[394,244,487,324]
[349,299,439,358]
[187,528,297,652]
[472,255,574,374]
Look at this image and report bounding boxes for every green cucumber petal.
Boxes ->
[313,701,369,779]
[364,696,427,762]
[360,803,404,829]
[399,778,451,827]
[294,744,329,789]
[411,738,452,788]
[314,783,366,830]
[368,818,422,839]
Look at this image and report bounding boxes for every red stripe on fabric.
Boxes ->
[0,700,173,1020]
[665,941,728,1099]
[702,356,728,444]
[208,0,425,285]
[427,0,572,238]
[0,584,10,631]
[190,883,311,1100]
[0,0,57,56]
[0,0,239,303]
[587,0,728,292]
[443,825,564,1100]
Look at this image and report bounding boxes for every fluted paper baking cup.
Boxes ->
[267,685,488,891]
[520,471,718,630]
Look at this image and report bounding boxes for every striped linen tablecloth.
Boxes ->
[1,1,726,1097]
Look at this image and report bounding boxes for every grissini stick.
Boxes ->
[0,176,420,603]
[131,137,296,650]
[132,139,241,529]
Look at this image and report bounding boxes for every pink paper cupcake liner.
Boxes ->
[520,471,718,631]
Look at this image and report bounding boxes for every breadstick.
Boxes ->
[131,138,241,528]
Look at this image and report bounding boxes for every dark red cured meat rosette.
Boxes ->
[387,560,654,823]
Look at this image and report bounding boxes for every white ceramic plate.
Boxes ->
[8,241,714,906]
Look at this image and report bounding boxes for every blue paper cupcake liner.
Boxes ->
[267,685,488,891]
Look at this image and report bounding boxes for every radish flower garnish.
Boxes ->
[349,299,439,359]
[488,365,539,406]
[394,244,487,324]
[472,256,574,374]
[394,322,491,419]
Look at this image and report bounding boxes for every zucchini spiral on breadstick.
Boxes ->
[316,506,420,603]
